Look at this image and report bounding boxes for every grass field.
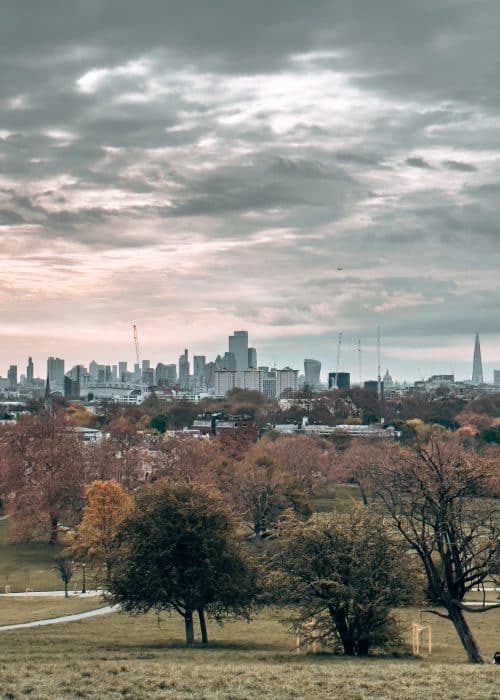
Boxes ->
[0,596,105,626]
[0,607,498,699]
[0,520,63,592]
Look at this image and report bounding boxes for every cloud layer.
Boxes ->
[1,1,500,380]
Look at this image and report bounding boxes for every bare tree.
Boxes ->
[0,411,85,543]
[365,436,499,663]
[53,556,74,597]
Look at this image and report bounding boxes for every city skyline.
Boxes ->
[2,2,500,375]
[1,330,499,386]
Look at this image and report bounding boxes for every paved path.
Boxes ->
[1,590,103,598]
[0,604,118,632]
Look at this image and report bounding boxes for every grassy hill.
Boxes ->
[0,608,498,699]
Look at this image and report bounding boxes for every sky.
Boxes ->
[1,1,500,382]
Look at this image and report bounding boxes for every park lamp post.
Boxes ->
[72,561,87,594]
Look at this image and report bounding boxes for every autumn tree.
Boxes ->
[0,412,85,543]
[66,480,133,585]
[227,454,311,538]
[108,481,257,646]
[262,435,331,493]
[365,436,499,663]
[271,508,420,656]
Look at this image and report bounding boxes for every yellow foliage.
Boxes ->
[70,480,133,569]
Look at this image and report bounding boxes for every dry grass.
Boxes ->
[0,607,498,699]
[0,596,105,626]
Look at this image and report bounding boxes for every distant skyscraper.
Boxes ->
[118,361,128,382]
[222,351,236,370]
[248,347,257,369]
[472,332,484,385]
[229,330,248,370]
[7,365,17,389]
[328,372,350,390]
[493,369,500,387]
[193,355,206,388]
[179,349,190,389]
[304,359,321,387]
[47,357,65,391]
[26,357,34,384]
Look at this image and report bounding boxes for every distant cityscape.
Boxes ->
[1,330,499,405]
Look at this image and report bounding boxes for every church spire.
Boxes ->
[472,332,484,385]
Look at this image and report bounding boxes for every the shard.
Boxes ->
[472,332,484,385]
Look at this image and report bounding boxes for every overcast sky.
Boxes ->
[1,1,500,382]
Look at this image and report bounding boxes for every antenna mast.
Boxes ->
[335,331,343,388]
[377,326,381,398]
[358,338,362,387]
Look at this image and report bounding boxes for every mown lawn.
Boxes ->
[0,606,498,699]
[0,596,105,626]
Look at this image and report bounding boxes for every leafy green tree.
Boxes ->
[149,414,168,433]
[109,481,257,646]
[270,508,420,656]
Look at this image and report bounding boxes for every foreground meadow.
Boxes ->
[0,606,498,699]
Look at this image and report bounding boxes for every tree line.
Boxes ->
[0,410,498,662]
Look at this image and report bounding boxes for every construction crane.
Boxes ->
[133,324,141,365]
[335,331,343,388]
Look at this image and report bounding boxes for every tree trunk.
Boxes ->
[64,581,68,598]
[448,604,484,664]
[49,515,58,545]
[184,610,195,647]
[330,608,356,656]
[198,608,208,644]
[357,639,370,656]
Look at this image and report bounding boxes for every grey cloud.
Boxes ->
[442,159,477,172]
[406,156,432,169]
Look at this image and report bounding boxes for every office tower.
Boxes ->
[193,355,206,388]
[143,368,155,385]
[89,360,99,381]
[47,357,65,391]
[364,380,383,396]
[304,359,321,387]
[493,370,500,387]
[248,347,257,369]
[133,363,141,380]
[328,372,350,390]
[229,330,249,370]
[166,364,177,384]
[204,361,216,389]
[235,369,263,392]
[472,332,484,385]
[222,351,236,370]
[7,365,17,389]
[98,367,106,383]
[112,365,118,381]
[155,363,168,384]
[26,357,34,384]
[214,370,237,395]
[276,367,299,397]
[118,361,127,382]
[64,375,80,399]
[262,376,277,399]
[105,365,112,382]
[214,355,224,370]
[179,349,190,389]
